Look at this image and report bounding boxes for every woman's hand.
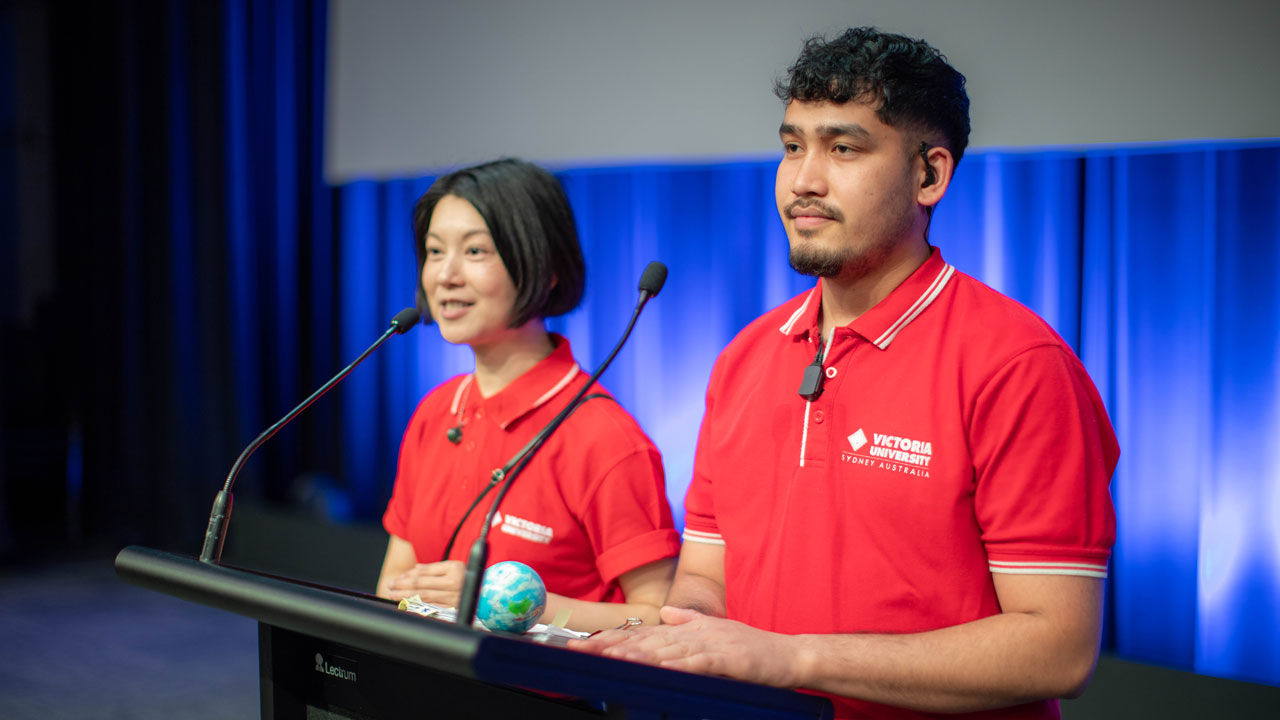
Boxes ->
[383,560,466,605]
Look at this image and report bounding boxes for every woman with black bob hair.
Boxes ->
[376,158,679,632]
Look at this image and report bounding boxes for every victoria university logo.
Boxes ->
[314,653,358,683]
[841,428,933,478]
[491,510,554,544]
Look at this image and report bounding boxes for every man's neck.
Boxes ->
[820,242,931,338]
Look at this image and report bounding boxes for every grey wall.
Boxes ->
[326,0,1280,182]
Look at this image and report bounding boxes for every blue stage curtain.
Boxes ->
[935,144,1280,684]
[331,141,1280,686]
[223,0,334,504]
[6,0,1275,692]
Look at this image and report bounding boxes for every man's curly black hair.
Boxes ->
[775,27,971,164]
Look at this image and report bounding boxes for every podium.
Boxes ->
[115,546,833,719]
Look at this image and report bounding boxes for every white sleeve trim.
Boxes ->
[989,560,1108,579]
[682,529,725,546]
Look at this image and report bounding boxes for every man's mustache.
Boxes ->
[785,199,844,222]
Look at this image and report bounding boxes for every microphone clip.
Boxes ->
[797,335,826,402]
[798,363,825,402]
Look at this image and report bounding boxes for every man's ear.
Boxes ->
[917,144,956,208]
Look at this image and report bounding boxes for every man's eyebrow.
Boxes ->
[821,123,871,141]
[778,122,872,142]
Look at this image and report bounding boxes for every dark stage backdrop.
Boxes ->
[1,0,1276,691]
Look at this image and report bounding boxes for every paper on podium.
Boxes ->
[397,595,588,647]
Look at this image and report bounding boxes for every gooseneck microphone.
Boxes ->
[199,307,421,564]
[455,261,668,627]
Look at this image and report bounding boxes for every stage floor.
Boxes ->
[0,556,258,720]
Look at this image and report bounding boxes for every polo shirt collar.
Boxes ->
[452,334,583,431]
[779,248,956,350]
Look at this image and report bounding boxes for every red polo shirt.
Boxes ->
[683,249,1117,719]
[384,335,680,603]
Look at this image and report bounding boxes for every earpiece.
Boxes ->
[919,142,937,188]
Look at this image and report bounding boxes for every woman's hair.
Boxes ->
[411,158,586,327]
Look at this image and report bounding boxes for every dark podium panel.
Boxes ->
[261,624,607,719]
[116,546,833,719]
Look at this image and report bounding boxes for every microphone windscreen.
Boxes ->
[390,307,421,333]
[638,261,668,298]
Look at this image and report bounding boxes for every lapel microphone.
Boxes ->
[798,333,826,401]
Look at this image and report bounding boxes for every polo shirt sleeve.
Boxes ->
[682,367,724,547]
[579,446,681,585]
[972,344,1118,578]
[382,398,431,542]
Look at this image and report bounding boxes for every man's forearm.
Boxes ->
[788,582,1102,712]
[664,571,727,618]
[577,578,1100,713]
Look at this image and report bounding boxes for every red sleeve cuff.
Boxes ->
[382,505,406,541]
[681,508,721,542]
[594,528,681,585]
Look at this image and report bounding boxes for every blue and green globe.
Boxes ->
[476,560,547,634]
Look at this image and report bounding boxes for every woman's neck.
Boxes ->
[471,321,555,397]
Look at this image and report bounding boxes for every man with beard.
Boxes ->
[572,27,1118,720]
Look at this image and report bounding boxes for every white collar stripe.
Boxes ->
[449,375,474,415]
[779,288,817,335]
[873,263,955,349]
[873,263,952,347]
[531,365,582,409]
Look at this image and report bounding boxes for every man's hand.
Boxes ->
[573,574,1105,713]
[383,560,465,605]
[570,606,807,688]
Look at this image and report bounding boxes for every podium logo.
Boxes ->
[314,652,358,683]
